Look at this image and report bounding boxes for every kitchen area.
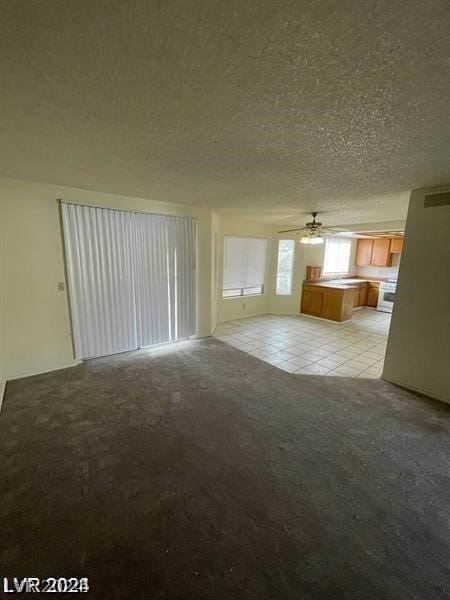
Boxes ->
[215,231,403,379]
[301,235,403,322]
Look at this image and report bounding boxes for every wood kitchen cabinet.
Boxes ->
[355,239,373,266]
[390,238,404,253]
[301,287,324,315]
[358,282,368,306]
[301,280,381,321]
[301,284,356,322]
[355,238,394,267]
[305,266,322,280]
[366,282,380,307]
[350,281,368,307]
[371,239,392,266]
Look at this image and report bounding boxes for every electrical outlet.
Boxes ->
[57,281,65,292]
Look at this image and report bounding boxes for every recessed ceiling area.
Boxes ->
[337,229,405,239]
[1,1,449,225]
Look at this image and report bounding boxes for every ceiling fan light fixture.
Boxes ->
[309,235,324,245]
[299,232,324,245]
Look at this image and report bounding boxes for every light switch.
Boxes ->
[57,281,65,292]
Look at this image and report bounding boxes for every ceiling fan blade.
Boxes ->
[277,227,306,233]
[321,226,350,232]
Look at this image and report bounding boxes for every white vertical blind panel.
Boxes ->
[134,213,170,346]
[171,216,196,340]
[61,203,137,359]
[135,214,196,346]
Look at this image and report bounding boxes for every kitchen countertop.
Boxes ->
[303,278,385,288]
[303,281,359,290]
[334,278,383,284]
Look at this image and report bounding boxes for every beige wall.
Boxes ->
[216,223,358,322]
[383,187,450,402]
[0,197,6,389]
[0,178,213,379]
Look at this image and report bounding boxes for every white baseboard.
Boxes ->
[0,378,6,413]
[218,311,349,325]
[6,360,81,382]
[297,313,346,325]
[218,311,267,324]
[381,375,449,405]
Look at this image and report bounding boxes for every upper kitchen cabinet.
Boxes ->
[355,239,373,266]
[355,237,402,267]
[390,238,404,253]
[371,239,392,266]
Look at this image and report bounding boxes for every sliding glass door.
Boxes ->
[133,212,196,348]
[61,202,196,359]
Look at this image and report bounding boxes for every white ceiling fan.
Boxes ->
[278,212,349,244]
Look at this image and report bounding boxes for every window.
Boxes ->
[222,236,267,297]
[276,240,295,295]
[323,238,352,274]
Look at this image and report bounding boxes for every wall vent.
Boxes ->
[424,191,450,208]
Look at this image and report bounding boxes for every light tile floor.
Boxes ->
[214,308,391,378]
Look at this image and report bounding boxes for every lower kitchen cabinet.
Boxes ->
[301,284,356,322]
[366,282,380,307]
[350,281,368,307]
[358,282,368,306]
[301,287,324,316]
[301,280,381,321]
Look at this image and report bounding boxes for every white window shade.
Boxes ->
[223,236,267,295]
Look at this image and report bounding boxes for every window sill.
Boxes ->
[222,293,265,300]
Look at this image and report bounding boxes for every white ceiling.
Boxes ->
[1,1,449,226]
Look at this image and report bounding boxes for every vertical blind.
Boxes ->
[222,236,267,295]
[61,202,196,359]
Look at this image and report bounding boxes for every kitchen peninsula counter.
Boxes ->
[301,278,384,321]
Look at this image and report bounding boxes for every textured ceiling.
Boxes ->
[1,0,449,225]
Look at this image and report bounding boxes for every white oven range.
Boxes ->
[377,279,397,313]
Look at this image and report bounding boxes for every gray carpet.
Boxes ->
[1,338,450,599]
